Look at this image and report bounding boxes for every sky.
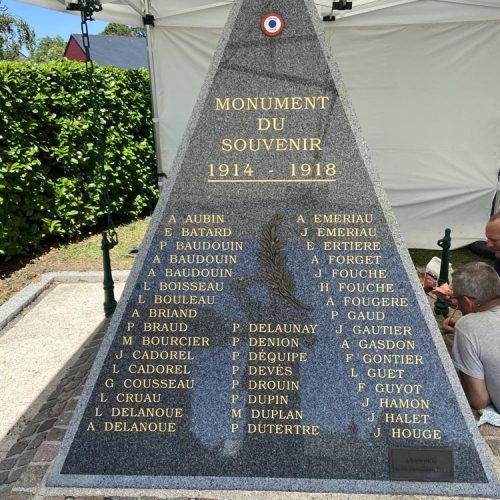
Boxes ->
[4,0,108,42]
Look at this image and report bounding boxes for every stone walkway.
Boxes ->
[0,281,499,500]
[0,320,107,499]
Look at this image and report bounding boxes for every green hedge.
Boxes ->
[0,59,158,259]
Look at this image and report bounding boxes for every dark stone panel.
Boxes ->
[46,0,500,497]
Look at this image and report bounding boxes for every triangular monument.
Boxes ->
[48,0,500,496]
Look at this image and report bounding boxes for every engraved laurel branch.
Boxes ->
[257,213,312,311]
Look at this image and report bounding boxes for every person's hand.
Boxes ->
[432,283,458,308]
[432,283,452,300]
[442,316,457,334]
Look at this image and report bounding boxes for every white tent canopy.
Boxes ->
[18,0,500,248]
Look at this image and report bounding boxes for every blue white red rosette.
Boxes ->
[261,12,285,37]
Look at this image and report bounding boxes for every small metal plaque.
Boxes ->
[390,447,454,482]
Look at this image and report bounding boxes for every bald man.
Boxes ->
[485,212,500,276]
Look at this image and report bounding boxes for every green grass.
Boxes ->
[54,217,151,267]
[408,247,493,270]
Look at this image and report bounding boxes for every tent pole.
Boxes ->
[143,0,165,189]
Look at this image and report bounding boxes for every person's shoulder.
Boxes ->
[489,304,500,318]
[455,313,477,332]
[456,308,494,329]
[456,306,500,333]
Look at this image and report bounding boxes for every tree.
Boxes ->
[101,22,145,38]
[0,0,35,60]
[30,35,66,63]
[128,26,146,38]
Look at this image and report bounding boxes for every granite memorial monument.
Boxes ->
[48,0,500,496]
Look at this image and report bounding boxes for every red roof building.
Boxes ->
[64,34,148,69]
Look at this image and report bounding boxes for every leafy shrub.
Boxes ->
[0,59,158,259]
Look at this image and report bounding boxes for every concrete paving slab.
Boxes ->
[0,272,130,331]
[0,280,125,459]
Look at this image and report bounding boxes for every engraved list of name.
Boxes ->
[87,213,242,434]
[298,212,443,442]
